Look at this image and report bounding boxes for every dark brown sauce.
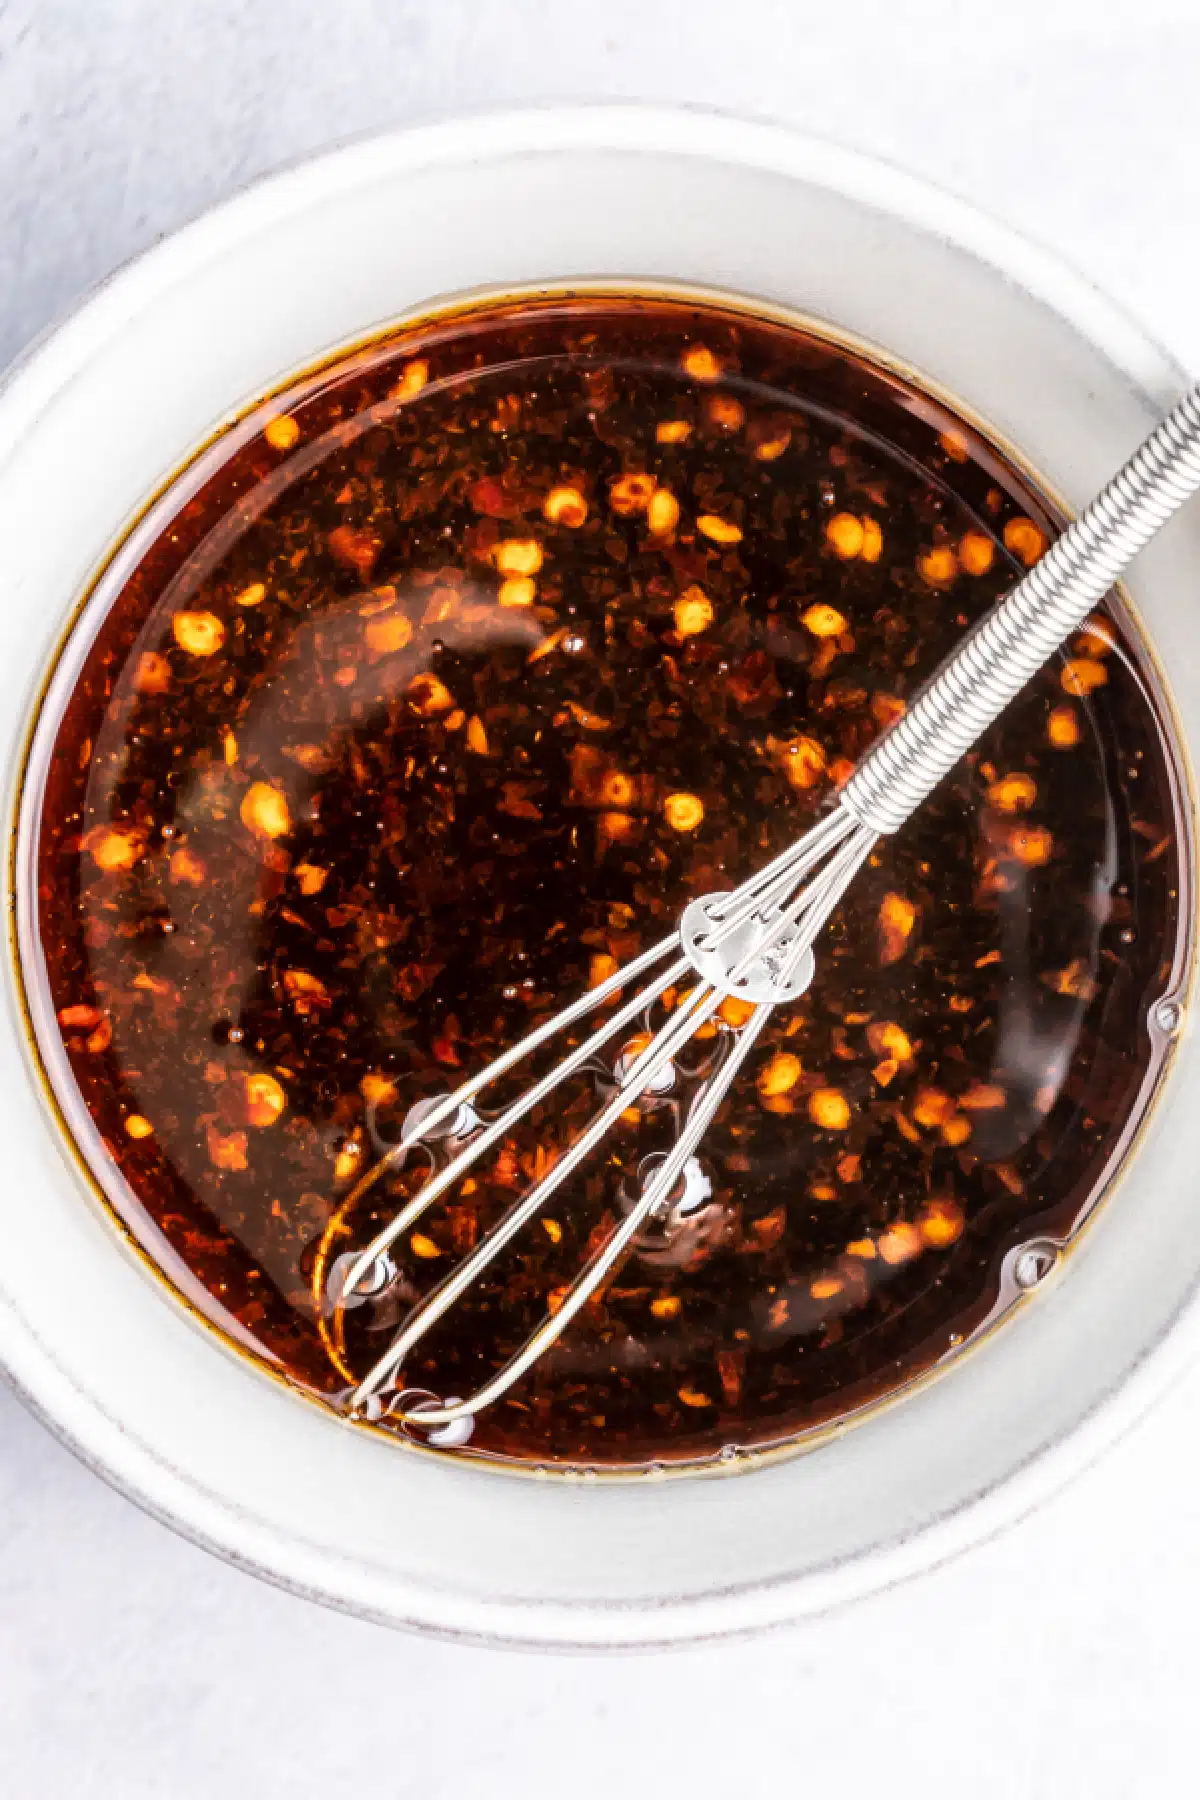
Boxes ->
[28,293,1184,1471]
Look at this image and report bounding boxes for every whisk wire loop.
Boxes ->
[349,976,724,1413]
[346,815,879,1424]
[381,1000,775,1427]
[339,935,683,1295]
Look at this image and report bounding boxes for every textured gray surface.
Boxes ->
[3,2,1200,1795]
[4,0,1200,377]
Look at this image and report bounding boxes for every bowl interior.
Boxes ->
[0,107,1197,1648]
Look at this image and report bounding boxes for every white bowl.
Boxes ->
[1,104,1197,1651]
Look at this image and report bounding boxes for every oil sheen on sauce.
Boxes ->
[29,294,1185,1471]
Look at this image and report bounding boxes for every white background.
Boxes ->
[3,3,1200,1793]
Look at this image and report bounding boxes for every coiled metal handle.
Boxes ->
[842,386,1200,836]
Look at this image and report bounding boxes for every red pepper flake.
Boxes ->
[327,525,381,579]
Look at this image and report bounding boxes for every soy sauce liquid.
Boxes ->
[30,294,1185,1471]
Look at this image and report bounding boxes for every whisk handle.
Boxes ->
[840,385,1200,836]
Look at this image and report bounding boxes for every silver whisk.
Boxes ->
[334,384,1200,1444]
